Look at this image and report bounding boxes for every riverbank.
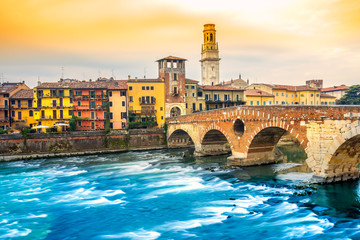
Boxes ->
[0,129,167,162]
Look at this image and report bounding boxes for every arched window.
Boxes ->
[29,110,33,117]
[210,33,213,42]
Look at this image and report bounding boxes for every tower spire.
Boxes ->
[200,24,220,86]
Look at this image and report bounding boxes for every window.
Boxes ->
[173,74,177,81]
[129,96,133,102]
[77,101,81,106]
[91,122,95,130]
[191,85,195,89]
[276,101,278,104]
[150,86,154,90]
[192,103,196,111]
[161,116,164,120]
[198,91,203,97]
[236,95,239,101]
[109,102,113,107]
[76,91,82,96]
[77,112,81,117]
[110,112,113,120]
[121,112,127,119]
[142,86,145,90]
[199,103,203,111]
[301,94,304,97]
[58,90,64,97]
[286,94,288,97]
[214,94,219,101]
[122,101,125,107]
[173,87,178,94]
[167,62,171,68]
[89,91,95,98]
[110,123,113,129]
[52,100,57,107]
[28,100,32,108]
[311,94,314,97]
[173,62,177,68]
[186,103,188,108]
[282,93,284,96]
[104,112,107,119]
[295,94,298,97]
[186,86,189,89]
[316,94,320,97]
[18,111,22,120]
[70,98,73,104]
[91,112,95,119]
[311,101,313,105]
[78,122,82,127]
[146,86,149,90]
[205,94,210,101]
[129,86,133,90]
[29,110,33,117]
[69,110,73,116]
[276,93,279,96]
[89,101,95,109]
[192,93,195,97]
[250,101,253,105]
[160,107,163,111]
[257,101,259,105]
[121,91,126,96]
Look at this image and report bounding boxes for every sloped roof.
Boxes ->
[10,89,34,99]
[245,89,274,97]
[0,85,19,94]
[127,78,164,83]
[320,92,336,98]
[321,85,349,92]
[263,84,317,91]
[199,85,244,91]
[107,80,128,90]
[156,56,187,62]
[185,78,199,84]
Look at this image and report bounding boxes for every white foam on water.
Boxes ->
[9,187,51,196]
[272,163,302,172]
[239,183,294,195]
[24,214,47,219]
[0,228,31,238]
[102,189,125,196]
[12,198,39,202]
[80,197,125,206]
[0,219,8,224]
[101,229,161,240]
[211,195,270,209]
[276,172,313,182]
[69,180,90,186]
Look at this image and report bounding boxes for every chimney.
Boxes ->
[128,75,131,80]
[135,77,138,81]
[37,81,41,86]
[247,79,249,85]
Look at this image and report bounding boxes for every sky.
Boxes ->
[0,0,359,88]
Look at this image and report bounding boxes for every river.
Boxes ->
[1,148,360,239]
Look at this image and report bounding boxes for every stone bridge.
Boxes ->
[166,105,360,183]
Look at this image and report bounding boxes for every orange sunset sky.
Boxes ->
[0,0,359,87]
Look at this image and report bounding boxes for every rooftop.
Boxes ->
[156,56,187,62]
[11,89,34,99]
[262,84,318,92]
[245,89,274,97]
[199,85,244,91]
[321,85,349,92]
[320,92,337,98]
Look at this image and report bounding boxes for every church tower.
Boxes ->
[200,24,220,86]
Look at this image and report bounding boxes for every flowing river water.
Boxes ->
[1,147,360,239]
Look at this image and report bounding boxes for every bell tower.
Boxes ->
[200,24,220,86]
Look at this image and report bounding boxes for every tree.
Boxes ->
[339,85,360,105]
[69,115,77,131]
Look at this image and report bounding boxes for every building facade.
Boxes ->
[157,56,187,117]
[199,85,245,110]
[33,82,73,131]
[244,89,275,105]
[107,80,128,129]
[321,85,349,101]
[127,78,165,127]
[10,89,37,129]
[200,24,220,86]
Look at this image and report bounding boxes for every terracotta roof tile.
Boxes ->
[127,78,164,83]
[10,89,33,99]
[185,78,199,84]
[199,85,244,91]
[321,85,349,92]
[263,84,317,91]
[320,92,336,98]
[156,56,187,62]
[245,89,274,97]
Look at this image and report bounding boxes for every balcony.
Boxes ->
[73,105,107,111]
[39,116,71,120]
[38,94,72,98]
[129,110,157,116]
[78,117,106,121]
[10,104,33,109]
[0,105,9,109]
[74,95,108,100]
[0,117,10,122]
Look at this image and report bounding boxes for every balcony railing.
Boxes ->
[0,105,9,109]
[10,104,34,109]
[39,116,71,120]
[38,94,72,98]
[73,105,107,110]
[129,110,157,116]
[0,117,10,121]
[74,95,108,100]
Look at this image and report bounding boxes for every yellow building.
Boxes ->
[107,80,128,129]
[127,78,165,127]
[10,89,37,129]
[246,83,321,105]
[185,79,205,114]
[320,92,337,105]
[199,85,245,110]
[34,82,73,131]
[244,89,274,105]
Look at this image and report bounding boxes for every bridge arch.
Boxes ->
[167,128,196,148]
[318,122,360,182]
[195,124,233,156]
[245,124,308,165]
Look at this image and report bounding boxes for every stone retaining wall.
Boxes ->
[0,129,166,157]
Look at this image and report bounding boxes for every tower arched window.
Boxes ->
[210,33,213,42]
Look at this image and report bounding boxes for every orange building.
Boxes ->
[0,82,30,129]
[107,80,128,129]
[72,81,108,131]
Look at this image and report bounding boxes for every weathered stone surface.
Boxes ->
[167,105,360,183]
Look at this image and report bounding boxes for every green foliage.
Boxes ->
[69,115,77,131]
[0,128,7,134]
[104,101,111,134]
[128,120,157,129]
[339,85,360,105]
